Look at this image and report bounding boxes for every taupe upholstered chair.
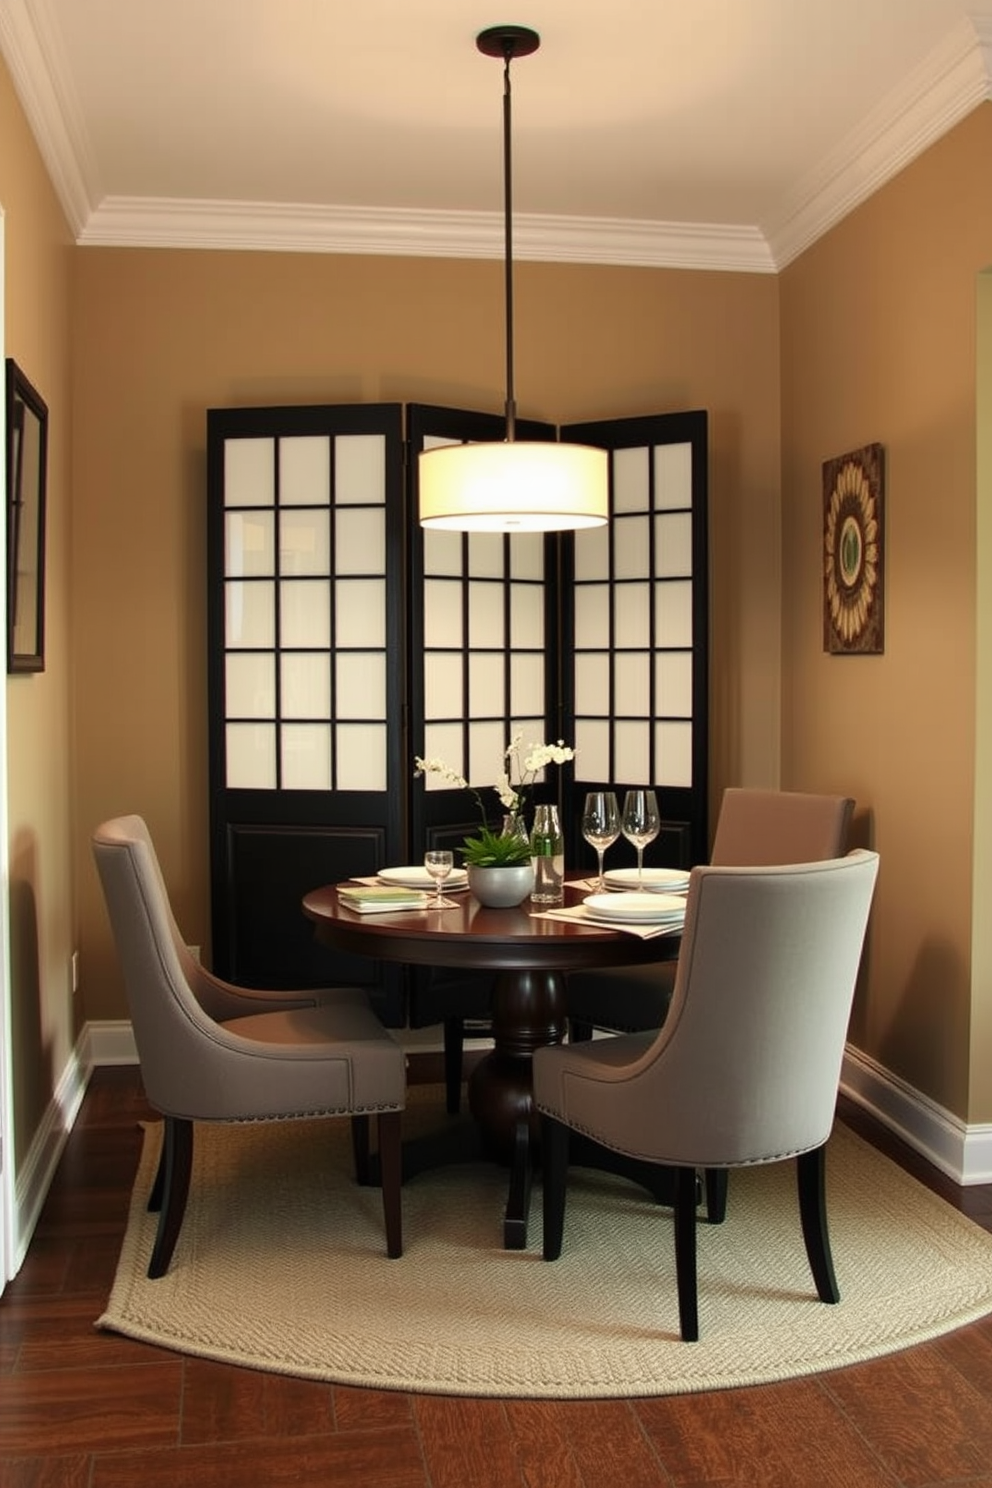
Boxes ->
[566,787,855,1044]
[92,815,406,1275]
[535,850,879,1341]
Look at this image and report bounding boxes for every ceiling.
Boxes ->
[1,0,991,272]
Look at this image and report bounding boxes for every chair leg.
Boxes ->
[673,1164,700,1342]
[148,1121,166,1212]
[541,1115,569,1260]
[705,1167,728,1223]
[797,1143,839,1304]
[377,1110,403,1259]
[443,1016,465,1113]
[148,1115,193,1279]
[351,1114,372,1185]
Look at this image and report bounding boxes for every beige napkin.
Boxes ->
[530,905,683,940]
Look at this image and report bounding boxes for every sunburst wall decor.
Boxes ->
[823,442,884,655]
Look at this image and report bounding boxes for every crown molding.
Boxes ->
[0,0,98,236]
[765,14,992,268]
[2,4,991,273]
[75,196,777,273]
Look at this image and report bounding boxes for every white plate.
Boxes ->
[378,865,469,890]
[584,892,687,924]
[603,867,690,892]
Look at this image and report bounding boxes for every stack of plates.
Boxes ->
[584,892,687,925]
[377,865,470,891]
[602,867,690,894]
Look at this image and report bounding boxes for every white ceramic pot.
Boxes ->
[467,863,535,908]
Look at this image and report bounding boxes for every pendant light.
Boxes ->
[418,25,609,533]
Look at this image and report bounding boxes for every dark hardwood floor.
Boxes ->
[3,1058,992,1487]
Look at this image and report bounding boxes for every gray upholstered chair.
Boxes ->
[566,787,855,1044]
[92,815,406,1275]
[535,849,879,1341]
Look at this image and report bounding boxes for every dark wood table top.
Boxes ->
[302,879,681,975]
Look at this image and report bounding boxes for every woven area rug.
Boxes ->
[98,1092,992,1398]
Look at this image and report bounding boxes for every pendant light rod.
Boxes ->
[477,25,540,445]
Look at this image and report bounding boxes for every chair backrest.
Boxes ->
[601,851,879,1168]
[710,788,854,867]
[91,814,238,1113]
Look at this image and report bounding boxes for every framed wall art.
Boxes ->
[823,441,884,655]
[5,358,48,674]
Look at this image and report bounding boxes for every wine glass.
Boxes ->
[621,789,660,891]
[582,791,621,892]
[424,849,454,908]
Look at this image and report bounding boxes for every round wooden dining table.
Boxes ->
[302,879,681,1247]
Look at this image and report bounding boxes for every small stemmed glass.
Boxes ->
[581,791,621,892]
[621,789,661,891]
[424,849,454,908]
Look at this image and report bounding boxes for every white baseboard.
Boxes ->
[840,1045,992,1185]
[10,1038,90,1272]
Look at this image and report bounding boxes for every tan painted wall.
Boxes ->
[780,105,992,1121]
[70,248,781,1022]
[0,62,75,1167]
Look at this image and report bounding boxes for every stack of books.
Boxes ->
[337,885,429,914]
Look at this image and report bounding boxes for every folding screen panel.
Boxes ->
[206,404,406,1020]
[560,410,709,870]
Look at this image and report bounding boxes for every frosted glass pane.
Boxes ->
[469,721,506,790]
[226,653,275,718]
[468,533,504,578]
[615,583,650,648]
[575,719,610,783]
[510,653,544,717]
[574,522,610,582]
[424,528,464,577]
[425,651,464,720]
[281,580,331,648]
[509,584,544,648]
[280,436,330,506]
[655,442,693,510]
[335,434,386,505]
[225,438,274,508]
[226,511,274,577]
[280,510,329,576]
[282,653,331,719]
[615,653,650,716]
[574,584,610,647]
[337,725,387,790]
[613,446,650,513]
[336,653,386,720]
[656,651,693,717]
[226,722,276,788]
[469,582,504,648]
[509,533,544,580]
[226,581,275,648]
[424,579,463,648]
[656,580,693,648]
[615,720,650,784]
[421,722,464,785]
[336,508,385,575]
[614,515,650,580]
[469,653,505,717]
[282,724,332,790]
[335,579,385,648]
[655,512,692,577]
[656,720,693,788]
[574,652,611,716]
